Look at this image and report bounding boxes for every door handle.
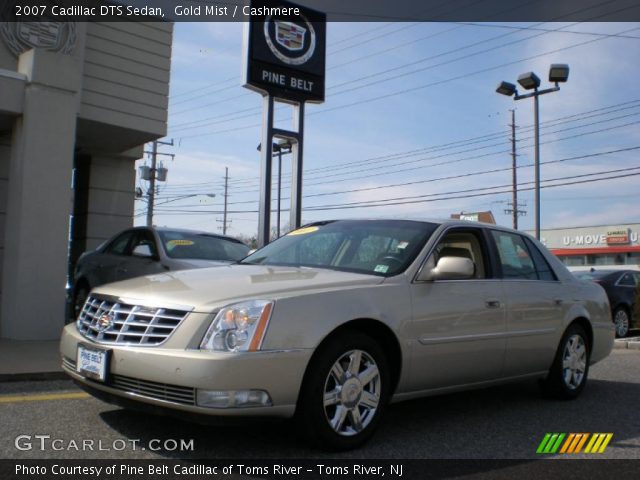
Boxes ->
[553,298,564,306]
[485,299,501,309]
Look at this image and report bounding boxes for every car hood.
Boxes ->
[168,258,233,269]
[92,264,385,312]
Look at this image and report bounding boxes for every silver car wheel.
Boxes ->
[614,309,629,338]
[323,349,381,437]
[562,334,587,390]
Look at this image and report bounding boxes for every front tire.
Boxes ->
[296,331,390,451]
[541,323,590,399]
[613,307,630,338]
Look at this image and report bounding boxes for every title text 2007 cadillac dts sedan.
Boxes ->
[61,219,613,450]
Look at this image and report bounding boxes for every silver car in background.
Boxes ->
[71,227,250,316]
[61,219,613,450]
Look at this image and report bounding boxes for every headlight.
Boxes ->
[200,300,274,352]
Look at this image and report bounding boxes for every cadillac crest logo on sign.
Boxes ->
[244,0,326,103]
[264,17,316,66]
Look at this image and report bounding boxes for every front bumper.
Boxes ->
[60,324,312,418]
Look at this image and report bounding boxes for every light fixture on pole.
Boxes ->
[496,64,569,240]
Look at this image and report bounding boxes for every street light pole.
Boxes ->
[533,91,540,241]
[496,64,569,240]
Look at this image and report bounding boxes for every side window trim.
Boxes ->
[523,237,559,282]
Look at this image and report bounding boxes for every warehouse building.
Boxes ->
[537,224,640,270]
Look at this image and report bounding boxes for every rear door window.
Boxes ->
[490,231,537,280]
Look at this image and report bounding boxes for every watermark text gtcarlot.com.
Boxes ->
[14,435,194,452]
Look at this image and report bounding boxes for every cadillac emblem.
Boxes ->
[0,2,77,57]
[96,312,114,333]
[264,15,315,66]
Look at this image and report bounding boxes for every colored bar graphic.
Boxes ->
[584,433,599,453]
[537,433,552,454]
[573,433,589,453]
[559,433,575,453]
[597,434,613,453]
[537,433,613,454]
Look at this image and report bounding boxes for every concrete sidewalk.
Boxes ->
[0,338,65,381]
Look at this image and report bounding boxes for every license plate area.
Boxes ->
[76,344,111,382]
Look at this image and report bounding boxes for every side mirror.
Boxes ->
[132,244,155,259]
[418,256,475,281]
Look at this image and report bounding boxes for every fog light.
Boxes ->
[196,389,272,408]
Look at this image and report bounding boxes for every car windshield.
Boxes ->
[158,231,250,261]
[241,220,438,276]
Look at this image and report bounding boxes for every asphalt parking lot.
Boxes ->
[0,349,638,460]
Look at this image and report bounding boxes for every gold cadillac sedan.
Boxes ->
[60,219,613,450]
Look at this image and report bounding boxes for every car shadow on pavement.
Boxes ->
[97,378,640,460]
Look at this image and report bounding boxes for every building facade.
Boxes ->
[0,21,173,340]
[537,224,640,270]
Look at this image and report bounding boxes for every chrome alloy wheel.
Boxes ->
[614,309,630,338]
[323,349,381,437]
[562,334,587,390]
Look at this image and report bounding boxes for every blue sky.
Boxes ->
[134,21,640,239]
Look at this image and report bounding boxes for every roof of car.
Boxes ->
[146,226,246,244]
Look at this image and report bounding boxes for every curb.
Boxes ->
[0,371,68,383]
[614,337,640,350]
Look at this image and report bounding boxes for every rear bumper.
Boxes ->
[60,324,312,418]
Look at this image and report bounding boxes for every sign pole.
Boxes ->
[242,0,326,247]
[290,101,305,230]
[258,94,275,247]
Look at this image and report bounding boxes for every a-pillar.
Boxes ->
[0,49,82,340]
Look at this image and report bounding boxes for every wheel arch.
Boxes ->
[567,317,593,352]
[297,318,403,407]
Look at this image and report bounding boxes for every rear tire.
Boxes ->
[541,323,590,399]
[613,307,630,338]
[296,331,390,451]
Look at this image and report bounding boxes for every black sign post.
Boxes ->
[243,0,326,247]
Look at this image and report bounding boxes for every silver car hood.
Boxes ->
[92,264,385,312]
[168,258,232,269]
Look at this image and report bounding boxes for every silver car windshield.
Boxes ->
[241,220,438,276]
[158,231,250,261]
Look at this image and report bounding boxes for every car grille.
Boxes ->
[77,295,190,346]
[63,357,195,406]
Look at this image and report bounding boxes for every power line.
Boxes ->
[141,168,640,216]
[167,0,630,136]
[185,146,640,207]
[213,114,640,195]
[173,24,640,140]
[163,99,640,193]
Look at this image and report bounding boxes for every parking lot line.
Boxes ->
[0,392,89,404]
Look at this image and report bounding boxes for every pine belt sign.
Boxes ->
[243,0,326,103]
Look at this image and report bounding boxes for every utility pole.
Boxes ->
[142,139,173,227]
[217,167,230,235]
[146,140,157,227]
[503,110,526,229]
[222,167,228,235]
